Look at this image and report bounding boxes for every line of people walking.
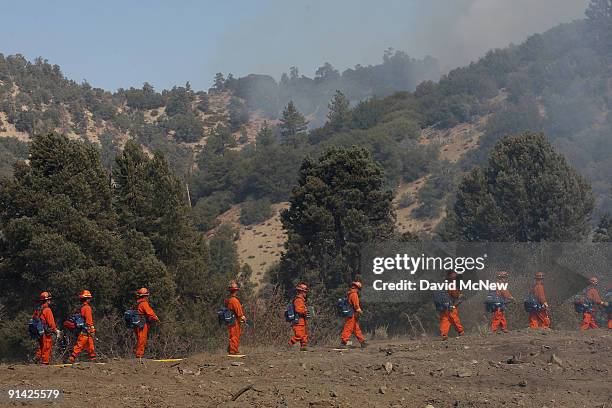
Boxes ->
[438,270,610,340]
[29,288,159,365]
[29,272,610,364]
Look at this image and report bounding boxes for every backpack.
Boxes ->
[217,308,236,326]
[124,309,145,329]
[336,298,354,318]
[523,294,543,313]
[28,306,47,339]
[433,291,453,311]
[63,313,86,332]
[484,292,506,313]
[284,301,300,324]
[572,294,593,314]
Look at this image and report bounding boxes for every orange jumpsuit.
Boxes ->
[439,287,464,339]
[225,295,245,355]
[33,304,57,365]
[134,298,159,358]
[70,302,96,361]
[491,287,513,332]
[289,294,308,347]
[341,288,365,344]
[529,282,550,328]
[580,287,603,330]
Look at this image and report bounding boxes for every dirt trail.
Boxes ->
[1,330,609,407]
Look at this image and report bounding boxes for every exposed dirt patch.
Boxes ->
[2,330,609,407]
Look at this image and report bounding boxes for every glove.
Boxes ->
[88,326,96,334]
[55,330,62,337]
[240,316,247,323]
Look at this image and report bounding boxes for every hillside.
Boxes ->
[1,11,611,283]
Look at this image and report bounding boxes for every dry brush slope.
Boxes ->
[1,330,609,407]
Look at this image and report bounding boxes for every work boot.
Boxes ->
[440,336,448,341]
[360,341,368,349]
[300,345,309,352]
[337,342,348,350]
[68,356,75,364]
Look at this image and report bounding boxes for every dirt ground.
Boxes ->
[1,329,609,408]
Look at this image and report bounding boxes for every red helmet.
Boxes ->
[534,271,545,280]
[351,281,362,289]
[79,290,93,299]
[295,283,309,293]
[496,271,509,279]
[447,271,458,279]
[589,276,598,285]
[228,280,239,292]
[136,287,150,297]
[39,291,52,301]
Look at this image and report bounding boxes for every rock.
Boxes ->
[379,385,387,394]
[384,362,393,374]
[330,390,338,398]
[425,405,436,408]
[455,369,472,378]
[549,354,563,367]
[518,380,527,387]
[231,362,244,367]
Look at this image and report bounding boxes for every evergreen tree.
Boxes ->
[447,132,594,242]
[327,90,351,131]
[0,133,172,315]
[255,121,276,147]
[279,101,308,145]
[278,146,395,291]
[593,214,612,242]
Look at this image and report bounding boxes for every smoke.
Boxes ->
[208,0,589,80]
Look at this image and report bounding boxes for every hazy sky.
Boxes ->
[1,0,589,91]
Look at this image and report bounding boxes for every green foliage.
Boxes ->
[326,90,351,131]
[190,191,233,232]
[447,132,595,241]
[163,112,204,143]
[0,137,28,178]
[278,146,395,292]
[163,84,194,116]
[121,83,164,110]
[239,197,273,225]
[593,214,612,242]
[279,101,308,144]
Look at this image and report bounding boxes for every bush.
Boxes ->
[240,197,273,225]
[398,192,415,209]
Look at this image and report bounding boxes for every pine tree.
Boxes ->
[327,90,351,131]
[447,132,594,241]
[279,146,395,291]
[593,214,612,242]
[279,101,308,145]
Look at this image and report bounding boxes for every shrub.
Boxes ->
[240,197,273,225]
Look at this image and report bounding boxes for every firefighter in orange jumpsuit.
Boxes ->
[68,290,97,363]
[529,271,551,328]
[340,281,367,349]
[580,277,608,330]
[440,271,464,340]
[134,287,160,359]
[33,292,60,365]
[225,280,247,355]
[491,271,515,333]
[289,283,309,351]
